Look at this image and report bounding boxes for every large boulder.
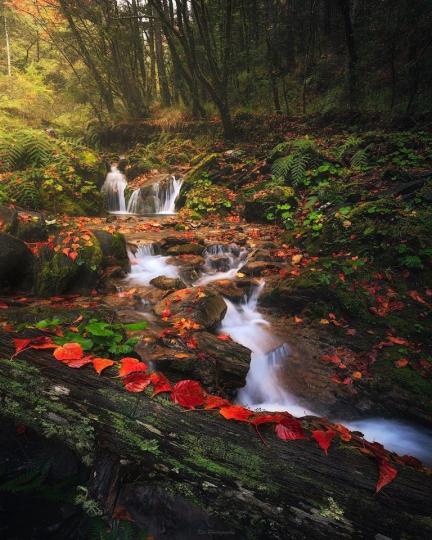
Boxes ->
[150,276,187,291]
[34,234,103,297]
[0,233,34,291]
[15,211,48,242]
[150,331,251,396]
[91,230,129,270]
[154,288,227,329]
[0,205,18,234]
[166,243,205,256]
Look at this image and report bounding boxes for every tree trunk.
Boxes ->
[153,7,171,107]
[4,13,11,76]
[0,337,431,539]
[338,0,358,109]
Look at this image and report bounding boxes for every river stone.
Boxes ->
[154,287,227,329]
[91,230,129,269]
[166,243,205,256]
[150,276,187,291]
[241,260,279,276]
[0,233,34,291]
[150,331,251,395]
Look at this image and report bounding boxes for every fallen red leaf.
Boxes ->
[92,357,115,375]
[149,372,172,395]
[312,429,337,454]
[275,417,306,441]
[119,357,148,377]
[395,358,409,368]
[67,356,94,369]
[171,380,205,409]
[0,301,8,309]
[54,343,84,362]
[13,338,32,355]
[376,459,398,492]
[217,334,231,341]
[204,395,230,410]
[219,405,252,422]
[123,372,152,392]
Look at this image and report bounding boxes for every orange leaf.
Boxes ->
[69,251,79,262]
[119,357,148,377]
[352,371,362,380]
[54,343,83,362]
[92,357,115,374]
[204,395,230,410]
[149,372,172,395]
[395,358,409,368]
[171,380,205,409]
[219,405,252,422]
[217,334,231,341]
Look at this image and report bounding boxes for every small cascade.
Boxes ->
[101,165,127,213]
[126,188,142,214]
[154,175,183,214]
[195,243,248,285]
[127,243,179,286]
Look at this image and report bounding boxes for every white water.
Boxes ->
[102,165,127,212]
[127,244,179,286]
[127,188,141,214]
[121,175,183,215]
[195,244,248,286]
[221,283,432,462]
[154,175,183,214]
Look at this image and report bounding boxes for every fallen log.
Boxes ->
[0,333,431,540]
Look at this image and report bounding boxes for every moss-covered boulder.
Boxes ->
[244,185,296,223]
[154,288,227,329]
[35,234,103,296]
[166,243,205,256]
[177,153,220,207]
[91,230,129,270]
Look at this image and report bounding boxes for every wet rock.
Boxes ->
[154,288,227,329]
[207,279,250,302]
[151,331,251,395]
[166,243,205,256]
[0,205,18,234]
[91,230,129,269]
[150,276,187,291]
[0,206,47,242]
[0,233,34,291]
[241,261,279,276]
[160,235,203,248]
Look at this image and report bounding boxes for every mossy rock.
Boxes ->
[178,153,220,207]
[243,185,296,223]
[14,211,47,242]
[91,230,129,269]
[166,243,205,256]
[35,235,103,296]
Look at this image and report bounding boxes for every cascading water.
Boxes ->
[220,282,432,462]
[101,165,127,213]
[127,244,179,286]
[195,243,248,285]
[154,175,183,214]
[126,188,142,214]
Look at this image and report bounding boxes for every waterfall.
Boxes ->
[154,175,183,214]
[195,243,248,285]
[126,188,142,214]
[101,165,127,213]
[127,243,179,286]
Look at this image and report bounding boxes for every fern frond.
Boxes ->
[291,153,309,185]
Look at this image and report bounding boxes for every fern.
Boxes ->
[291,153,309,185]
[351,148,369,169]
[4,173,42,209]
[272,154,294,180]
[0,462,50,494]
[0,129,54,171]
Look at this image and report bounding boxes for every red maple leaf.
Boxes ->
[119,357,148,377]
[66,355,94,369]
[376,459,398,492]
[312,429,337,454]
[54,343,84,362]
[123,372,152,393]
[149,372,172,395]
[171,380,205,409]
[13,338,32,355]
[275,417,306,441]
[219,405,252,422]
[204,395,230,410]
[217,334,231,341]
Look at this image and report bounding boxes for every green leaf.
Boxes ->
[85,321,115,337]
[123,321,148,331]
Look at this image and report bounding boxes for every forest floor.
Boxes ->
[1,122,432,538]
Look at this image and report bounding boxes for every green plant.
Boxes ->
[271,138,323,187]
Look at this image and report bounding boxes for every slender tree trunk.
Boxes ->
[338,0,358,109]
[153,7,171,106]
[4,12,11,76]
